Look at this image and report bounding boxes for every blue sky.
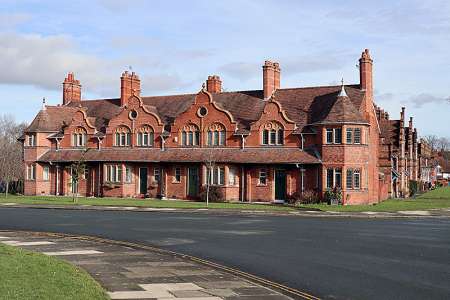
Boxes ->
[1,0,449,137]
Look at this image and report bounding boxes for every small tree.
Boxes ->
[204,149,216,207]
[67,151,87,203]
[0,115,27,198]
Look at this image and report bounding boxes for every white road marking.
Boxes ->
[43,250,103,256]
[2,241,55,246]
[398,210,431,216]
[139,282,203,292]
[108,290,172,299]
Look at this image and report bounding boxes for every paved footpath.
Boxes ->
[1,202,450,218]
[0,231,297,300]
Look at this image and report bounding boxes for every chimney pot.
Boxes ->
[62,72,81,105]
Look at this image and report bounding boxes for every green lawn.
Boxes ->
[0,195,296,212]
[0,244,108,300]
[1,187,449,213]
[301,187,450,212]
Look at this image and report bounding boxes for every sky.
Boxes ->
[1,0,449,137]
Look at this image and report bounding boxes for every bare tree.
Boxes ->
[437,137,450,151]
[0,115,27,197]
[66,151,87,203]
[423,134,439,151]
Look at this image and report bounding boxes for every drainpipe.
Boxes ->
[241,135,245,149]
[241,166,245,202]
[56,165,59,196]
[300,134,304,150]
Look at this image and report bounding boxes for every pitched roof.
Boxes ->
[26,84,367,133]
[380,119,401,147]
[37,147,320,164]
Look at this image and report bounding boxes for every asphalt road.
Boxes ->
[0,208,449,300]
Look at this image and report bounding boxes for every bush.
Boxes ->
[409,180,418,197]
[324,187,342,205]
[199,185,224,203]
[287,190,320,205]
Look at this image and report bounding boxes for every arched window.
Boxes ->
[262,121,284,145]
[181,124,200,146]
[115,126,131,147]
[207,123,226,146]
[136,125,154,147]
[72,127,87,147]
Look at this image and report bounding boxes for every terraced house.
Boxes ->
[22,49,389,204]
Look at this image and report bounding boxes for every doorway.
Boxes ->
[139,167,148,195]
[275,169,287,201]
[187,167,199,197]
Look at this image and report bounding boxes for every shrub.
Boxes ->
[324,187,342,205]
[199,185,224,203]
[287,190,320,205]
[409,180,418,197]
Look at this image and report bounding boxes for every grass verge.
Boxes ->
[0,195,296,211]
[301,187,450,212]
[0,243,108,300]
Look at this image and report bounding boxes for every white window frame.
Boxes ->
[229,167,237,186]
[43,166,50,181]
[154,168,160,182]
[125,165,132,183]
[27,134,36,147]
[326,168,342,189]
[27,164,36,180]
[258,168,267,185]
[174,167,181,183]
[325,128,342,144]
[208,166,225,186]
[106,165,122,183]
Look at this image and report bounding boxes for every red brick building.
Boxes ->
[22,49,388,204]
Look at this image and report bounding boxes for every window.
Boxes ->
[325,128,342,144]
[229,167,237,186]
[354,170,361,189]
[27,134,36,147]
[115,126,131,147]
[207,123,226,146]
[181,124,199,146]
[354,128,361,144]
[346,128,353,144]
[334,128,342,144]
[326,169,334,189]
[26,164,36,180]
[154,168,160,182]
[262,121,284,145]
[106,165,122,183]
[208,166,225,186]
[174,167,181,182]
[326,168,342,189]
[137,125,154,147]
[125,166,132,183]
[72,127,87,147]
[43,166,50,181]
[259,169,267,185]
[346,169,361,189]
[326,129,333,144]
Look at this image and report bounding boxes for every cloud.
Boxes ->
[409,93,450,107]
[0,32,190,97]
[282,52,351,76]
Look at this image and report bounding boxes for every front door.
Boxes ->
[139,167,148,195]
[187,167,199,197]
[275,169,287,201]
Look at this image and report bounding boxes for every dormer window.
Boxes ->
[207,123,226,146]
[115,126,131,147]
[136,125,154,147]
[262,121,284,145]
[181,124,200,146]
[27,134,36,147]
[72,127,87,147]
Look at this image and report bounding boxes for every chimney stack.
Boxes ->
[121,71,141,107]
[409,117,413,129]
[263,60,280,100]
[206,75,222,93]
[63,72,81,105]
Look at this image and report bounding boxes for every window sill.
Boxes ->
[172,181,181,184]
[257,184,267,187]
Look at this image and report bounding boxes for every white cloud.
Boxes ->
[0,13,32,28]
[0,32,190,97]
[409,93,450,107]
[219,62,258,81]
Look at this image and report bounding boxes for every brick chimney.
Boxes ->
[359,49,373,94]
[274,62,280,90]
[62,72,81,105]
[263,61,275,100]
[206,75,222,93]
[121,71,141,107]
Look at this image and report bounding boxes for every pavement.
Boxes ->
[0,230,298,300]
[1,202,450,218]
